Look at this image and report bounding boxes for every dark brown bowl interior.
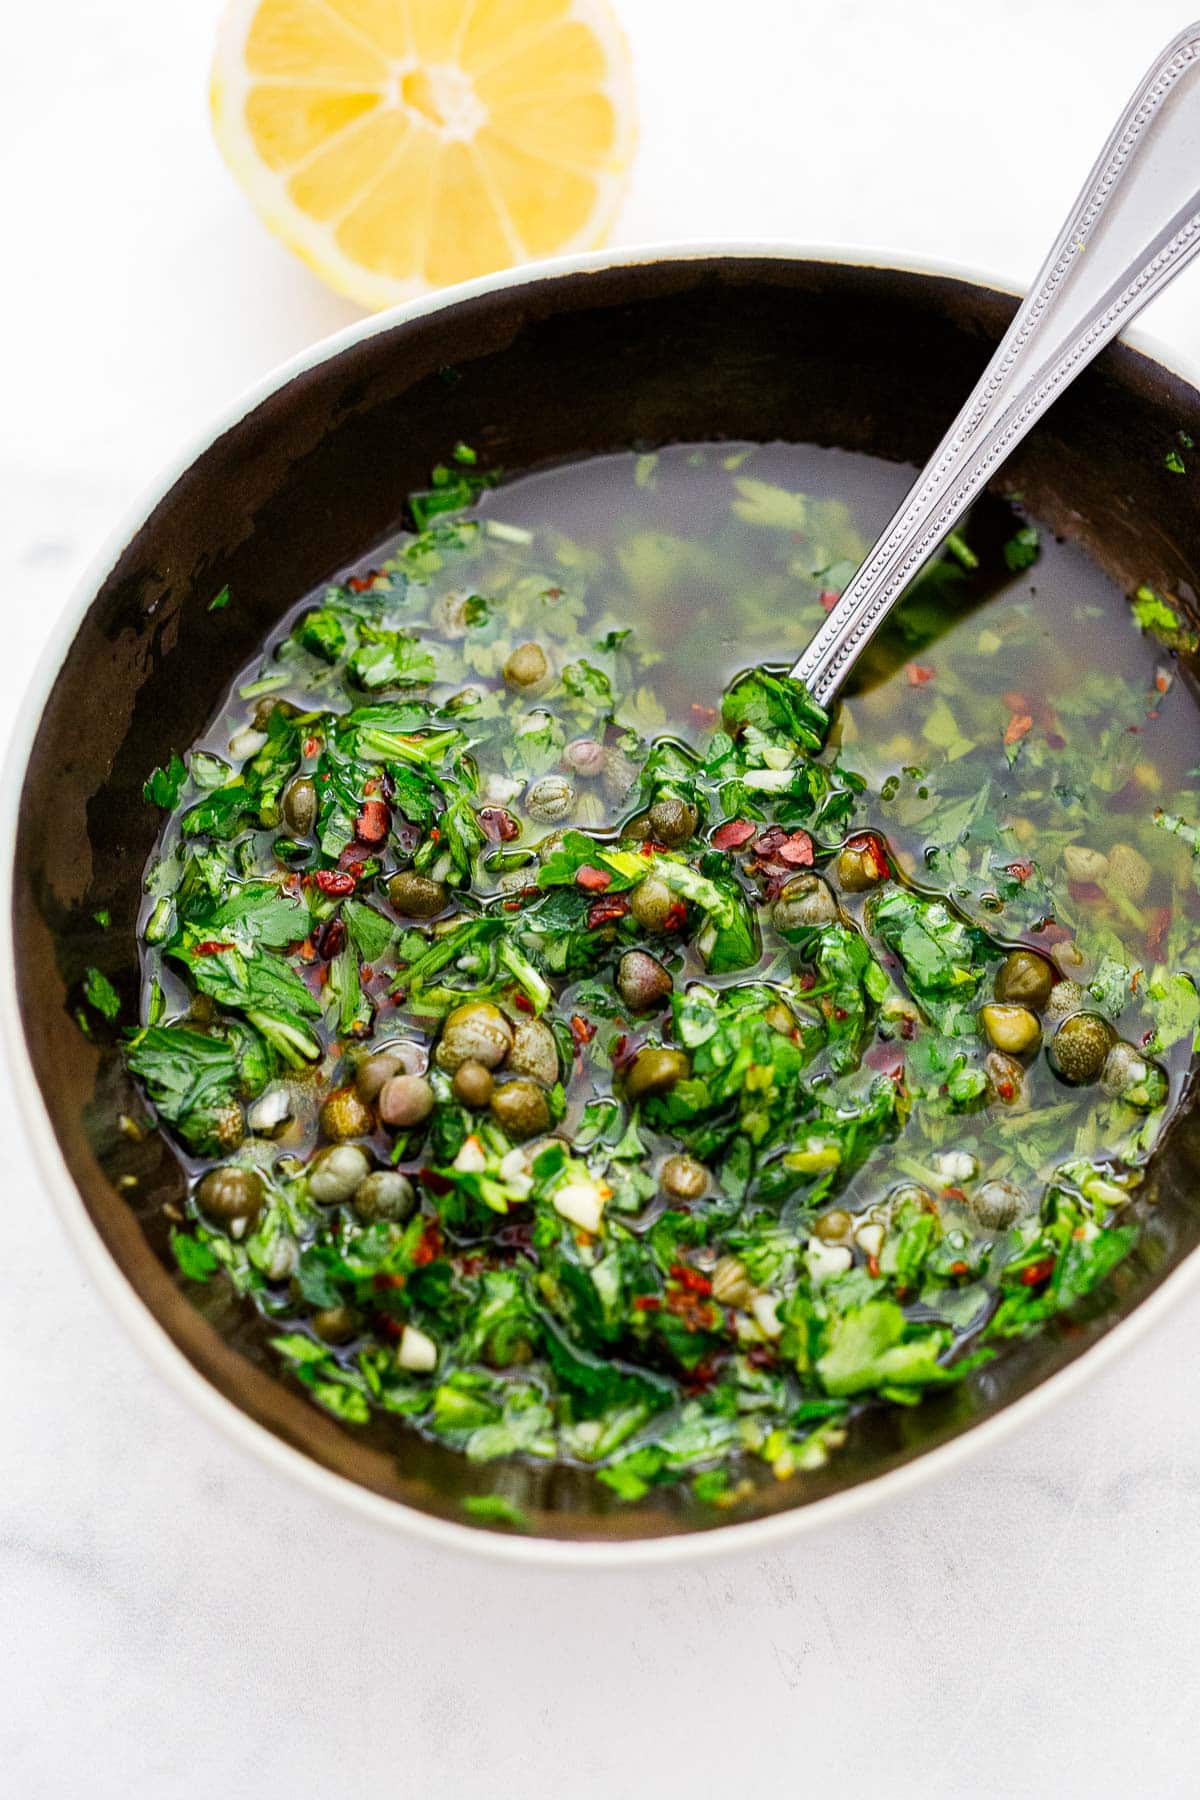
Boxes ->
[16,254,1200,1542]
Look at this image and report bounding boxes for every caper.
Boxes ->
[1045,979,1088,1025]
[985,1050,1028,1108]
[1101,1042,1170,1111]
[308,1144,371,1204]
[1048,1011,1116,1084]
[435,1000,514,1072]
[994,949,1055,1011]
[711,1255,753,1309]
[213,1102,246,1153]
[489,1078,550,1140]
[647,795,699,846]
[452,1059,495,1108]
[354,1051,404,1103]
[378,1073,435,1129]
[503,641,549,688]
[1106,842,1152,902]
[624,1046,691,1100]
[387,870,449,919]
[252,695,300,730]
[563,738,606,778]
[970,1179,1028,1231]
[506,1017,559,1087]
[526,775,575,823]
[1063,844,1110,883]
[979,1003,1041,1056]
[616,949,673,1013]
[353,1170,416,1224]
[280,774,317,837]
[197,1165,265,1227]
[312,1304,359,1344]
[835,835,887,892]
[771,873,838,935]
[319,1086,375,1142]
[659,1154,707,1200]
[629,873,677,933]
[813,1208,853,1244]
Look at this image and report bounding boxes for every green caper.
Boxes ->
[503,641,549,688]
[452,1059,495,1108]
[979,1003,1042,1056]
[1045,979,1087,1025]
[835,835,888,892]
[771,873,838,935]
[319,1086,374,1142]
[813,1208,853,1244]
[985,1050,1028,1108]
[352,1170,416,1223]
[1106,842,1152,902]
[378,1074,435,1129]
[387,870,449,919]
[489,1078,550,1140]
[435,1000,514,1072]
[213,1102,246,1153]
[659,1154,707,1200]
[1048,1011,1116,1084]
[970,1179,1027,1230]
[307,1144,371,1203]
[354,1051,404,1103]
[617,949,673,1013]
[1101,1042,1169,1111]
[629,874,677,933]
[197,1165,265,1227]
[994,949,1055,1010]
[252,696,300,730]
[647,795,699,846]
[525,775,575,823]
[624,1046,691,1100]
[281,774,317,836]
[312,1304,359,1344]
[506,1017,559,1087]
[711,1255,753,1308]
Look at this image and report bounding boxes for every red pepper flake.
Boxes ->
[819,589,841,613]
[1156,669,1173,694]
[711,818,756,852]
[371,1272,407,1291]
[347,571,379,593]
[1146,905,1171,958]
[1002,690,1029,712]
[942,1185,968,1205]
[412,1222,445,1266]
[355,798,390,844]
[662,901,689,933]
[669,1263,714,1298]
[1019,1255,1056,1288]
[777,830,815,867]
[948,1260,970,1278]
[796,970,817,991]
[376,1316,404,1342]
[575,864,612,892]
[1003,712,1034,746]
[313,868,355,896]
[191,939,234,956]
[587,895,629,929]
[866,1254,881,1278]
[632,1294,661,1313]
[479,807,520,843]
[905,662,935,685]
[682,1356,720,1394]
[569,1014,596,1048]
[689,702,719,726]
[542,585,564,601]
[745,1343,778,1370]
[302,734,321,758]
[1006,859,1033,883]
[511,990,534,1014]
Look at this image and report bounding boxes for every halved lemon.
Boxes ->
[211,0,637,309]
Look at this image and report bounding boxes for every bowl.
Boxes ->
[9,245,1200,1564]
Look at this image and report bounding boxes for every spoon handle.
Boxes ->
[791,21,1200,707]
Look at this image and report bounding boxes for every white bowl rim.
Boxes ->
[7,237,1200,1568]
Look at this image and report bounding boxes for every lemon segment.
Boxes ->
[212,0,637,309]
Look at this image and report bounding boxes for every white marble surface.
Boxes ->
[5,3,1200,1794]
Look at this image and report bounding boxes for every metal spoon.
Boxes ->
[792,20,1200,707]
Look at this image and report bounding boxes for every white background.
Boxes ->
[5,3,1200,1795]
